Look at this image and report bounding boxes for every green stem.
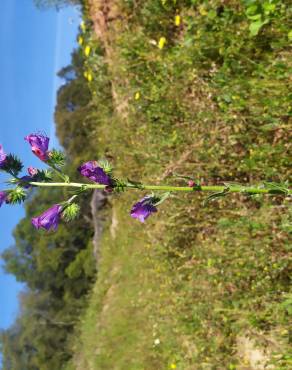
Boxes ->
[48,164,70,183]
[29,181,291,195]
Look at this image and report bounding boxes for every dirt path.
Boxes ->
[88,0,129,119]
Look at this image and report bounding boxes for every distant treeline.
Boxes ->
[34,0,82,10]
[0,38,101,370]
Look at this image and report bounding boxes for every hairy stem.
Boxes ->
[29,181,291,195]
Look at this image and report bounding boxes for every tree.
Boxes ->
[34,0,80,10]
[0,40,102,370]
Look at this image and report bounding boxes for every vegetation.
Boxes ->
[33,0,81,10]
[1,0,291,369]
[0,46,99,370]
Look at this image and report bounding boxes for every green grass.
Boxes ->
[65,0,291,368]
[66,197,291,369]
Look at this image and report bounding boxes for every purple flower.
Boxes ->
[25,133,49,161]
[78,161,113,185]
[28,166,38,176]
[32,204,63,231]
[0,145,7,167]
[0,191,7,207]
[19,175,33,188]
[130,196,157,223]
[19,168,38,188]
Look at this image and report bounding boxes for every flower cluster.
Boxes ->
[0,133,164,233]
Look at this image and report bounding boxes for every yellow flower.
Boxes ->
[87,72,93,82]
[174,15,181,26]
[170,364,177,369]
[83,71,88,79]
[199,6,208,16]
[84,45,91,57]
[158,37,166,49]
[78,36,83,45]
[134,92,140,100]
[80,21,86,32]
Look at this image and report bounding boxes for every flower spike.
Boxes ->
[1,135,291,232]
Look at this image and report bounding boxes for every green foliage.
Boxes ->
[2,0,291,368]
[1,186,96,369]
[243,0,284,36]
[63,0,291,368]
[65,245,96,279]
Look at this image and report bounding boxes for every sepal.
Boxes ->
[0,154,23,176]
[35,169,53,182]
[152,192,171,206]
[6,187,26,204]
[98,159,113,175]
[112,178,126,193]
[263,181,289,195]
[62,203,80,221]
[47,150,66,167]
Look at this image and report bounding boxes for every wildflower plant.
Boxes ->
[0,133,290,232]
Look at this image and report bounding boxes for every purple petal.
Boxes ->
[25,134,49,161]
[19,175,33,189]
[78,161,112,185]
[31,204,62,231]
[130,197,157,222]
[0,191,7,207]
[0,145,7,167]
[28,166,38,176]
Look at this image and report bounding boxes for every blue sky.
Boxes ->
[0,0,80,332]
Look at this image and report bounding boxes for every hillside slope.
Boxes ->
[66,0,291,369]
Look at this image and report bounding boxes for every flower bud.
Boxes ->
[48,149,65,167]
[28,167,38,176]
[0,154,23,176]
[104,186,113,193]
[7,187,26,204]
[158,37,166,49]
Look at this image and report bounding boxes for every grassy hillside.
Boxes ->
[65,0,291,369]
